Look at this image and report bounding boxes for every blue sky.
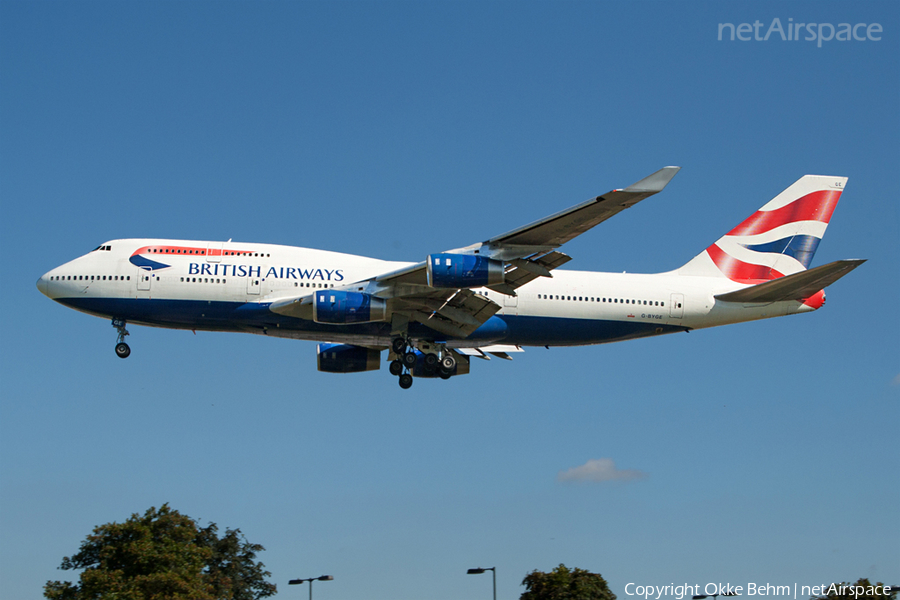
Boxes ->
[1,1,897,599]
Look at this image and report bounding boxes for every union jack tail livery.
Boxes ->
[678,175,846,282]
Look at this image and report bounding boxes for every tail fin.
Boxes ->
[677,175,846,282]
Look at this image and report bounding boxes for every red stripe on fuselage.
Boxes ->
[131,245,256,257]
[727,189,841,237]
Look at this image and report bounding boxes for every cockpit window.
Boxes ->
[92,245,112,252]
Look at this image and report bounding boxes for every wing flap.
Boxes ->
[406,289,500,336]
[456,345,524,360]
[487,250,572,295]
[714,259,866,303]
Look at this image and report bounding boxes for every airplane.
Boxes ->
[36,167,864,389]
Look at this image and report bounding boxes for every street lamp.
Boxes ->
[468,567,496,600]
[289,575,333,600]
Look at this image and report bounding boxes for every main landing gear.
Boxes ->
[112,318,131,359]
[388,336,457,389]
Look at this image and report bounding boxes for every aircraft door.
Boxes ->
[669,293,684,318]
[247,276,261,295]
[206,242,223,263]
[137,270,151,291]
[504,293,518,315]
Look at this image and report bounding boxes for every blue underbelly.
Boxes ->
[56,297,685,346]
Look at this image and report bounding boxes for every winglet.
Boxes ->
[623,166,681,192]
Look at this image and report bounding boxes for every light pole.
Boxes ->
[289,575,333,600]
[468,567,496,600]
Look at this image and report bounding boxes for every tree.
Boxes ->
[521,564,616,600]
[44,505,276,600]
[811,579,896,600]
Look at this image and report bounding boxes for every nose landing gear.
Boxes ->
[112,319,131,359]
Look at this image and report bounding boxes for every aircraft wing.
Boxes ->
[363,165,680,293]
[269,285,501,339]
[271,167,679,338]
[480,166,681,249]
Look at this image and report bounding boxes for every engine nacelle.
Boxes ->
[313,291,388,324]
[317,343,381,373]
[426,253,505,288]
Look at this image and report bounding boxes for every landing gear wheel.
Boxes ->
[441,354,456,370]
[389,360,403,376]
[423,353,438,368]
[402,351,417,368]
[398,373,413,389]
[438,368,452,380]
[115,342,131,359]
[391,337,407,354]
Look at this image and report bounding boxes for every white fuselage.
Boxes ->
[37,239,820,349]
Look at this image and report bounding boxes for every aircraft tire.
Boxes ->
[402,351,417,368]
[441,354,456,370]
[389,360,403,376]
[423,353,438,368]
[398,374,413,389]
[391,337,406,354]
[438,369,452,380]
[115,342,131,359]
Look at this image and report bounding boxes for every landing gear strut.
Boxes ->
[390,335,416,389]
[112,318,130,359]
[389,336,459,389]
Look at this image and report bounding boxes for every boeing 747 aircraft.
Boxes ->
[37,168,863,389]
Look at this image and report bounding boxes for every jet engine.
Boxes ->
[426,253,504,288]
[313,291,388,324]
[317,343,381,373]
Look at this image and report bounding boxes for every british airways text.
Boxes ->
[188,263,344,281]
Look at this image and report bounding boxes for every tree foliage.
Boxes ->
[521,564,617,600]
[44,505,276,600]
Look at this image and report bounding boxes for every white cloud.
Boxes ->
[557,458,647,483]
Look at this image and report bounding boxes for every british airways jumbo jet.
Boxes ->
[37,168,863,389]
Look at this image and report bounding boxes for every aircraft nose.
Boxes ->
[36,273,49,297]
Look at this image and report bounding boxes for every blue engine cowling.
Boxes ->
[313,291,388,324]
[317,343,381,373]
[426,253,505,288]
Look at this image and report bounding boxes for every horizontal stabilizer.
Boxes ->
[714,259,865,303]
